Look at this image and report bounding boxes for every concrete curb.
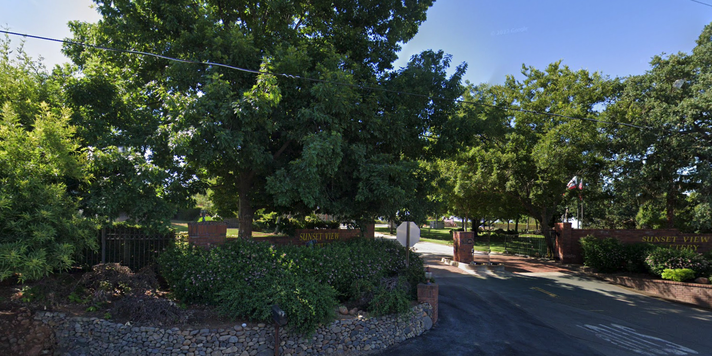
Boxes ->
[440,257,506,274]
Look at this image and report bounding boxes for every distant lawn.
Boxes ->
[421,237,452,246]
[226,229,282,238]
[375,226,544,254]
[170,221,189,232]
[171,221,283,238]
[375,226,454,241]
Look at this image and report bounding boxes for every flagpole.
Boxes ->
[578,178,584,229]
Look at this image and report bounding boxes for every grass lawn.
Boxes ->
[171,221,283,238]
[420,237,453,246]
[376,226,545,254]
[170,221,189,232]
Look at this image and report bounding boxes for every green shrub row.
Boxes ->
[580,236,711,277]
[644,248,710,277]
[157,238,424,334]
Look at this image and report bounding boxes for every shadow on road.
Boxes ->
[375,249,711,356]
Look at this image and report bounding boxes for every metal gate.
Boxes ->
[78,227,175,271]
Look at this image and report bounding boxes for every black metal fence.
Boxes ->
[474,233,548,257]
[77,227,176,271]
[502,235,547,257]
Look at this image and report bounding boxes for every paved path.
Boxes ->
[375,239,712,356]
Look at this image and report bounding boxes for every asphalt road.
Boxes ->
[376,239,712,356]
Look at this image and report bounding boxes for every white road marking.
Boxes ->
[578,323,698,355]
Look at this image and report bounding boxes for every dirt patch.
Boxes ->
[0,265,249,330]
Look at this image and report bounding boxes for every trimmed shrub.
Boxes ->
[157,237,425,334]
[157,238,276,305]
[217,270,337,335]
[621,243,659,273]
[661,268,696,282]
[369,277,411,317]
[276,238,423,299]
[580,236,626,272]
[645,248,711,277]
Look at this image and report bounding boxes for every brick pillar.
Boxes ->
[417,283,439,324]
[555,223,579,264]
[188,222,227,248]
[452,231,475,263]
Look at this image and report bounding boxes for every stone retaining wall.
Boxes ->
[21,303,433,356]
[0,307,55,356]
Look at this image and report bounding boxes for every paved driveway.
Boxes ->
[375,240,711,356]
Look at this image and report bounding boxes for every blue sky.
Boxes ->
[2,0,711,85]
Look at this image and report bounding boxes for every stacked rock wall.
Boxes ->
[22,303,433,356]
[0,307,55,355]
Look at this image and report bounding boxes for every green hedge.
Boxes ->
[580,237,657,273]
[580,237,626,273]
[580,236,712,278]
[645,248,710,277]
[157,237,424,334]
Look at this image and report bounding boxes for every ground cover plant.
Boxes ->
[158,237,425,334]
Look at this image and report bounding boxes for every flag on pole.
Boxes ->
[566,176,578,190]
[578,178,583,190]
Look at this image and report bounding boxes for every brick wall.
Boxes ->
[554,223,712,264]
[188,222,227,248]
[188,223,375,248]
[594,274,712,309]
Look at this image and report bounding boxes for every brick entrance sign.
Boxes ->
[187,223,375,248]
[256,224,375,246]
[554,223,712,264]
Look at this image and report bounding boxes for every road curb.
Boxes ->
[440,257,506,274]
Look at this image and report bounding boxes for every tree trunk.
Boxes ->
[464,215,468,232]
[238,172,254,238]
[540,219,553,259]
[536,208,556,259]
[666,179,676,228]
[515,218,519,233]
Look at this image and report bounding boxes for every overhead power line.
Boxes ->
[1,29,650,130]
[690,0,712,8]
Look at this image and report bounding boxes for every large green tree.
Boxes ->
[463,63,614,256]
[66,0,465,236]
[58,57,198,230]
[434,84,520,232]
[604,23,712,231]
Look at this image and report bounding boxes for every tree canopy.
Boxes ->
[64,0,464,236]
